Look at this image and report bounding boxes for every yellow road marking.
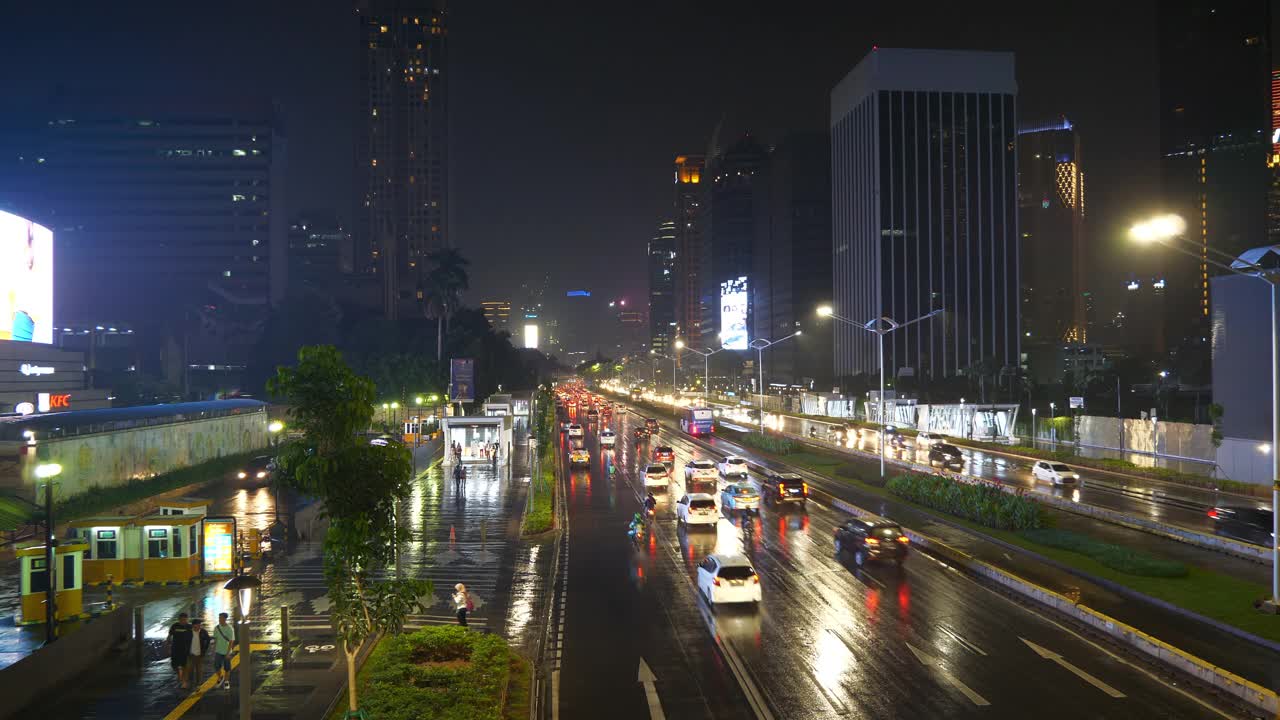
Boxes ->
[162,643,274,720]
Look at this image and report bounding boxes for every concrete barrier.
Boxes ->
[1,605,135,719]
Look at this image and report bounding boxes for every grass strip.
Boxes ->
[54,450,262,521]
[1021,528,1188,578]
[329,625,522,720]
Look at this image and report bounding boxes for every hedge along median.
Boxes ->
[885,472,1045,531]
[329,625,528,720]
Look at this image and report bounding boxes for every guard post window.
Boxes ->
[30,558,49,593]
[147,529,170,559]
[95,529,117,559]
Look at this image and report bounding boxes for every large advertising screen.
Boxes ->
[719,276,749,350]
[450,358,475,402]
[203,517,237,574]
[0,211,53,344]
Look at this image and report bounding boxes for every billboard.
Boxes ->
[524,323,539,349]
[0,211,54,344]
[450,358,475,403]
[203,517,237,574]
[719,276,750,350]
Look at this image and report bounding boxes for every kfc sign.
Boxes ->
[37,393,70,412]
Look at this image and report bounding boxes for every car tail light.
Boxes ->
[802,482,809,495]
[866,537,880,545]
[779,488,786,498]
[751,575,759,584]
[1207,508,1218,519]
[896,535,910,544]
[713,577,721,586]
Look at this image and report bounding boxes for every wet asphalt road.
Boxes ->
[556,404,1239,720]
[747,410,1265,539]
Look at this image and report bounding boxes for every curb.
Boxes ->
[16,605,119,626]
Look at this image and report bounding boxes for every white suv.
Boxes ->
[567,424,584,438]
[643,463,670,486]
[675,493,718,526]
[718,455,749,479]
[1032,461,1080,485]
[684,459,718,484]
[696,553,761,605]
[599,429,616,447]
[915,432,947,448]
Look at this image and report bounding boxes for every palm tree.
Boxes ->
[421,248,470,361]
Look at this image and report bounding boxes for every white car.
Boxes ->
[1032,460,1080,485]
[718,455,750,478]
[643,463,670,486]
[567,424,584,438]
[675,493,718,526]
[684,459,719,484]
[915,432,947,448]
[696,553,761,605]
[599,429,616,447]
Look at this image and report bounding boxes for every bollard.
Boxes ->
[281,605,290,668]
[133,606,144,665]
[106,574,114,610]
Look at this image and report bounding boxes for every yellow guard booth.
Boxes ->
[67,516,138,585]
[136,512,204,583]
[16,542,87,624]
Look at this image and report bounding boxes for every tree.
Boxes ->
[268,346,431,715]
[422,248,471,361]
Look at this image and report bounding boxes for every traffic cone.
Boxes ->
[449,525,457,547]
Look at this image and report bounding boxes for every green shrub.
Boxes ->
[735,432,797,455]
[885,472,1044,530]
[1022,528,1188,578]
[352,626,515,720]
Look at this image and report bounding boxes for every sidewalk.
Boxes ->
[31,437,532,719]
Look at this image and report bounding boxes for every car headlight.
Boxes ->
[257,471,267,479]
[237,471,247,479]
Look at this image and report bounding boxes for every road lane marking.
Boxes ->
[936,624,987,656]
[162,643,274,720]
[906,643,991,707]
[1020,637,1125,698]
[638,658,667,720]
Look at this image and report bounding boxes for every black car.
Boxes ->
[762,472,808,508]
[633,427,650,441]
[928,443,964,470]
[645,418,660,434]
[1209,505,1274,546]
[237,455,275,483]
[834,516,909,567]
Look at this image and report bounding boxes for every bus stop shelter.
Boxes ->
[442,415,512,465]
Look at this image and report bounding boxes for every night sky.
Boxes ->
[0,1,1160,314]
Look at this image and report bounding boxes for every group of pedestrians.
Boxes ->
[167,611,238,691]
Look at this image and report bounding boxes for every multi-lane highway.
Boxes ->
[552,399,1240,719]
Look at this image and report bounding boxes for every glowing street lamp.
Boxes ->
[748,331,802,434]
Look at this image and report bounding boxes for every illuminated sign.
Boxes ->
[1152,278,1166,290]
[720,276,750,350]
[1126,281,1140,291]
[37,392,70,412]
[19,364,53,376]
[524,323,539,350]
[202,517,236,574]
[0,211,54,344]
[450,358,475,402]
[566,290,591,297]
[13,402,33,415]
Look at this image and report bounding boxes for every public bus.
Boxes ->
[679,407,715,437]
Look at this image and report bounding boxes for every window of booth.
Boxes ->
[174,527,183,557]
[62,555,75,590]
[189,525,198,557]
[95,530,118,559]
[30,558,48,593]
[147,529,170,558]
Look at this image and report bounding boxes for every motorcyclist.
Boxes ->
[628,512,646,542]
[643,492,657,516]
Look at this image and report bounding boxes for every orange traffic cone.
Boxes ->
[449,525,457,547]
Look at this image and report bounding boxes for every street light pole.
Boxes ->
[1131,214,1280,607]
[818,306,942,479]
[35,462,62,645]
[748,331,802,433]
[683,346,725,404]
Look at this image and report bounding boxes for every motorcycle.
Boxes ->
[628,520,647,545]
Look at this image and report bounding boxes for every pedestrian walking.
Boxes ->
[453,583,474,627]
[167,612,193,688]
[185,619,211,689]
[212,612,235,690]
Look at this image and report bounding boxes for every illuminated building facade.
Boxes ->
[647,221,677,355]
[480,300,511,334]
[1018,118,1088,347]
[357,1,449,319]
[830,48,1020,380]
[1158,2,1269,351]
[672,155,704,347]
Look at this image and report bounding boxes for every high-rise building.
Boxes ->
[756,132,832,388]
[357,1,449,319]
[648,221,677,355]
[0,108,288,325]
[673,155,704,343]
[830,48,1019,381]
[701,136,770,350]
[1018,118,1087,347]
[289,216,351,291]
[480,300,511,334]
[1159,2,1270,351]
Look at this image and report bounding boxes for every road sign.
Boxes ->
[1069,396,1084,409]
